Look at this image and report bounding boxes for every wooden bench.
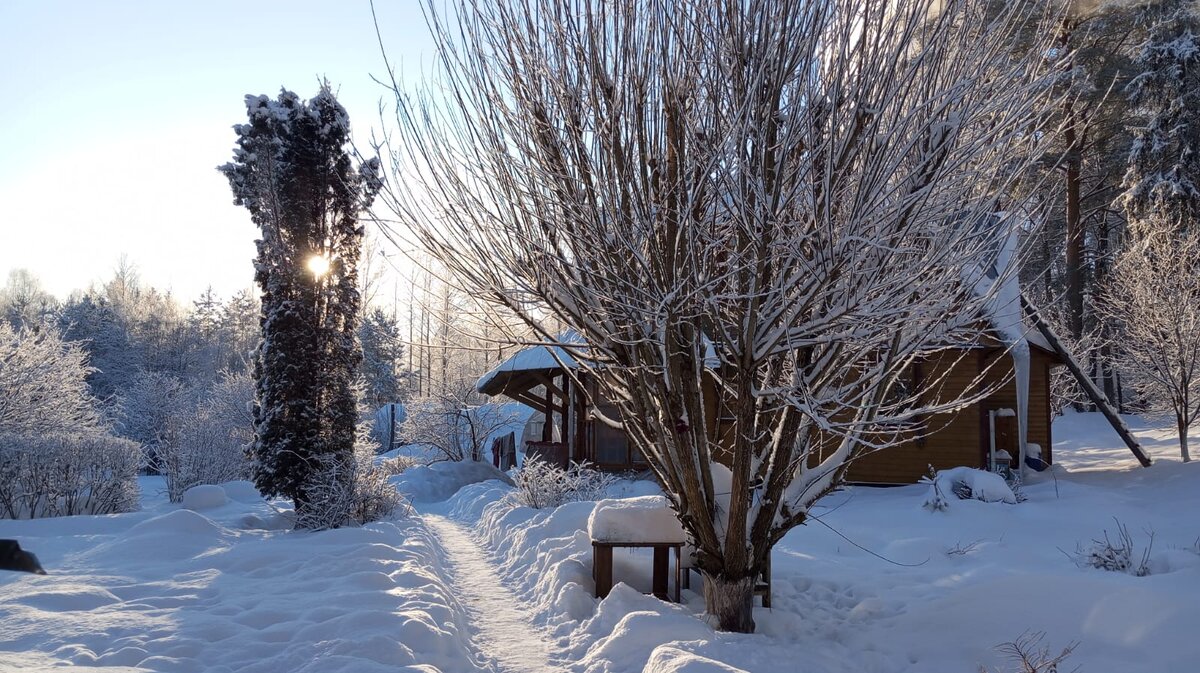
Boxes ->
[592,541,684,603]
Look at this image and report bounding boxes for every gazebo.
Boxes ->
[476,333,647,471]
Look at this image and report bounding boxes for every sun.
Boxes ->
[306,255,331,277]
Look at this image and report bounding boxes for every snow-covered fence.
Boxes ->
[0,433,141,519]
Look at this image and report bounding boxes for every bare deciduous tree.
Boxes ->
[400,383,525,463]
[1098,223,1200,462]
[376,0,1060,631]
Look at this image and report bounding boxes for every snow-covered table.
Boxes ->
[588,496,687,603]
[591,540,683,602]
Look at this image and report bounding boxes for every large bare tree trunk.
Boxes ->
[702,574,755,634]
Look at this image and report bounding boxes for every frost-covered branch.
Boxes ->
[375,0,1062,631]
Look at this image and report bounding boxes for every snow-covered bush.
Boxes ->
[512,459,616,509]
[0,433,140,519]
[922,467,1017,511]
[378,454,418,476]
[294,435,404,530]
[0,322,105,436]
[158,373,254,502]
[117,369,192,472]
[1069,518,1153,577]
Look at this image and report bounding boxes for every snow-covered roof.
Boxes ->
[971,211,1052,354]
[476,331,584,394]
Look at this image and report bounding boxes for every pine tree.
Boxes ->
[219,85,381,521]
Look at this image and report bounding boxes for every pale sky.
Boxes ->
[0,1,433,302]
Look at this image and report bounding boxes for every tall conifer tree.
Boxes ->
[220,86,380,521]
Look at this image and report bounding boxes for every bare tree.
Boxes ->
[1098,222,1200,462]
[400,382,524,463]
[376,0,1060,631]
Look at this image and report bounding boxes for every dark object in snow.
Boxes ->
[0,539,47,575]
[1025,455,1049,471]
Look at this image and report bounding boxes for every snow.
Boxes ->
[926,466,1018,506]
[180,484,228,510]
[4,412,1200,673]
[0,478,488,673]
[588,496,686,543]
[390,459,514,503]
[644,646,749,673]
[438,411,1200,672]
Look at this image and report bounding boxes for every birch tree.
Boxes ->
[376,0,1060,631]
[1099,224,1200,463]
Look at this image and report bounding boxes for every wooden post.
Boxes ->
[542,382,553,442]
[560,374,570,460]
[652,546,669,600]
[673,546,682,603]
[593,543,613,598]
[1022,297,1152,467]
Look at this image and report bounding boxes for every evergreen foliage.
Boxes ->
[219,85,381,521]
[359,307,406,409]
[1121,2,1200,231]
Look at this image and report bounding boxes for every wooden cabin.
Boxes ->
[476,328,1064,484]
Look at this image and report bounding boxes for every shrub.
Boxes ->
[0,433,141,519]
[157,373,254,503]
[922,466,1016,511]
[378,454,419,476]
[293,436,405,530]
[1068,518,1153,576]
[512,459,617,509]
[979,631,1077,673]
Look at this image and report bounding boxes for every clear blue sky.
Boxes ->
[0,0,433,302]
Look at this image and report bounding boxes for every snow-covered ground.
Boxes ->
[3,411,1198,672]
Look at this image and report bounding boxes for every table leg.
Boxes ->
[673,546,681,603]
[652,545,669,600]
[594,544,613,599]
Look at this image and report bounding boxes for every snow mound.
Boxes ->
[221,480,264,503]
[181,484,228,510]
[588,495,686,543]
[645,646,750,673]
[127,508,224,536]
[0,484,489,673]
[581,604,714,673]
[925,467,1016,509]
[391,459,514,503]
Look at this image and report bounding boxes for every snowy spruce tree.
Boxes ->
[359,307,406,410]
[220,85,381,523]
[1121,1,1200,230]
[380,0,1060,631]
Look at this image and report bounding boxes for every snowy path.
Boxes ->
[423,513,566,673]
